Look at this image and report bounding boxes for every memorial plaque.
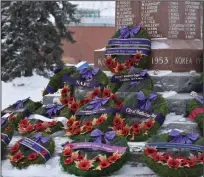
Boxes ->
[116,1,202,40]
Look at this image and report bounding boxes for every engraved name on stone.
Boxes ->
[174,57,193,65]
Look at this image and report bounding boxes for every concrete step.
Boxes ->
[105,71,202,93]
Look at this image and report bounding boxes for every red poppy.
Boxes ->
[94,156,100,162]
[105,56,113,67]
[64,157,74,165]
[27,152,38,161]
[78,160,92,170]
[167,159,180,168]
[70,102,80,113]
[99,160,111,169]
[125,59,134,68]
[1,135,4,139]
[114,124,124,131]
[187,159,196,167]
[84,98,91,104]
[63,148,72,157]
[85,126,93,133]
[112,60,118,68]
[72,121,81,129]
[83,120,92,127]
[132,122,139,130]
[68,97,75,104]
[132,127,141,135]
[11,152,24,162]
[60,98,69,105]
[73,128,81,135]
[5,126,11,131]
[41,150,47,156]
[197,153,204,163]
[102,88,111,98]
[160,153,173,162]
[47,120,57,127]
[67,118,75,126]
[113,117,123,126]
[108,155,120,163]
[91,87,101,98]
[79,99,85,106]
[95,116,105,125]
[35,122,46,131]
[77,154,84,161]
[61,87,70,97]
[67,126,74,132]
[115,64,125,73]
[176,156,187,166]
[114,100,123,109]
[110,94,117,100]
[152,153,161,161]
[144,120,154,130]
[121,127,130,136]
[10,144,19,153]
[144,147,157,156]
[26,125,34,133]
[19,119,29,128]
[134,52,142,63]
[9,115,16,122]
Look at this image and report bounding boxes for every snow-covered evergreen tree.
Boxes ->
[1,1,79,81]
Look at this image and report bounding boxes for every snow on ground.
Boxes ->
[158,91,177,98]
[147,70,172,77]
[2,73,49,109]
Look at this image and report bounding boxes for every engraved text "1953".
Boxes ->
[152,57,169,65]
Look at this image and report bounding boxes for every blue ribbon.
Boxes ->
[13,97,30,110]
[45,85,56,94]
[129,67,148,86]
[45,104,65,118]
[53,67,63,74]
[32,132,50,144]
[79,67,99,80]
[1,133,10,145]
[137,91,157,111]
[105,48,150,56]
[90,129,116,144]
[85,96,110,110]
[169,129,199,144]
[119,25,141,39]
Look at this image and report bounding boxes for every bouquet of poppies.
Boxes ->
[143,129,204,177]
[65,87,123,140]
[111,90,168,141]
[1,98,42,130]
[42,67,75,96]
[9,132,55,169]
[104,24,151,74]
[60,129,129,177]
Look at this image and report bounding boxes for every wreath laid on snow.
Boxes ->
[17,104,72,136]
[143,129,204,177]
[9,132,55,169]
[1,125,14,155]
[187,93,204,131]
[111,90,168,141]
[1,98,42,129]
[60,129,129,177]
[65,87,123,140]
[104,24,151,74]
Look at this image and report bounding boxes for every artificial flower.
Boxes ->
[83,120,92,127]
[60,98,69,105]
[11,152,24,162]
[99,160,111,169]
[73,128,82,135]
[197,153,204,163]
[35,122,46,131]
[167,158,180,168]
[9,115,16,122]
[102,88,111,98]
[187,159,196,167]
[144,120,154,130]
[132,127,141,135]
[66,116,76,126]
[63,147,72,157]
[27,152,38,161]
[41,150,48,156]
[113,124,124,131]
[26,125,34,133]
[70,102,80,113]
[10,144,20,153]
[144,147,157,156]
[132,122,139,130]
[134,51,143,63]
[114,100,123,109]
[47,120,57,127]
[64,157,74,165]
[76,159,93,171]
[90,87,101,98]
[110,94,117,100]
[72,121,81,129]
[113,114,123,126]
[105,56,113,67]
[159,153,173,163]
[76,154,84,161]
[85,126,93,133]
[5,126,11,131]
[19,119,29,128]
[176,156,188,166]
[61,86,70,97]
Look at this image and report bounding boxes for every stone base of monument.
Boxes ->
[94,39,203,72]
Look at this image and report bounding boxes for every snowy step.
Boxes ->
[105,71,202,93]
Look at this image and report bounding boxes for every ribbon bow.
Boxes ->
[14,97,30,110]
[129,67,148,86]
[45,104,65,118]
[169,129,199,144]
[85,96,110,110]
[91,129,116,144]
[79,67,99,80]
[32,132,50,144]
[137,91,157,111]
[119,25,141,39]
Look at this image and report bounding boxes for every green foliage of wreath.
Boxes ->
[113,89,168,141]
[42,67,75,96]
[105,24,151,70]
[143,133,204,177]
[9,133,55,169]
[60,135,130,177]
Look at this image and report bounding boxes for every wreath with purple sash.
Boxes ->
[60,129,129,177]
[104,24,151,74]
[1,98,42,130]
[65,88,123,140]
[111,90,168,141]
[9,132,55,169]
[143,129,204,177]
[187,95,204,131]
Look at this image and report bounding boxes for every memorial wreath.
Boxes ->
[9,132,55,169]
[60,129,129,177]
[143,129,204,177]
[111,90,168,141]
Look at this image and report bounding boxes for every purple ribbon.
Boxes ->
[169,129,199,144]
[194,96,204,105]
[32,132,50,144]
[1,133,10,145]
[79,67,99,80]
[90,129,116,144]
[45,104,65,118]
[129,67,148,86]
[119,25,141,39]
[13,97,30,110]
[45,85,56,94]
[105,48,150,56]
[53,67,63,74]
[137,91,157,111]
[85,96,110,110]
